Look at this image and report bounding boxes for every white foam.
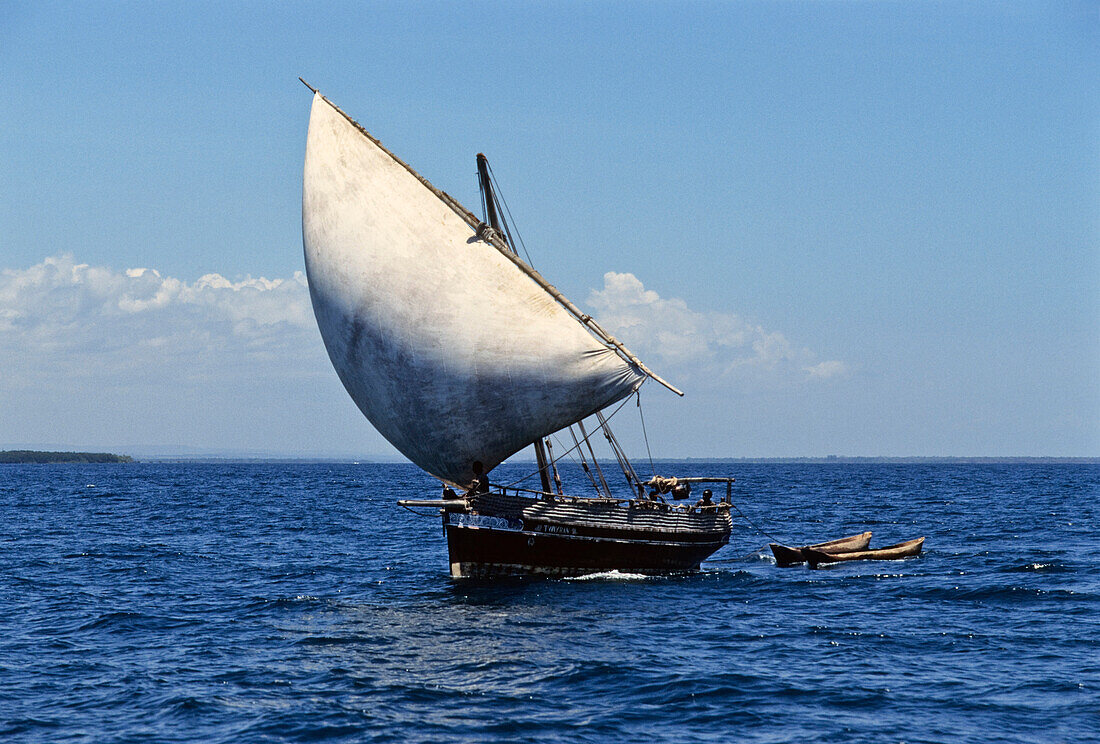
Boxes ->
[566,570,649,581]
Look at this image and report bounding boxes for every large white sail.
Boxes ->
[302,93,646,485]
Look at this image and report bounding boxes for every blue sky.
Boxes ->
[1,1,1097,457]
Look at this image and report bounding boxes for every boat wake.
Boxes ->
[565,570,650,582]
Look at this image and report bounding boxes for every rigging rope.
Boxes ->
[596,410,643,496]
[498,393,635,490]
[478,169,489,227]
[566,426,603,495]
[726,498,784,544]
[576,419,613,498]
[636,390,656,478]
[544,437,564,494]
[595,412,628,489]
[399,502,442,519]
[485,160,536,269]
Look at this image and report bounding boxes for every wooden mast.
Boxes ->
[478,153,554,495]
[476,154,502,237]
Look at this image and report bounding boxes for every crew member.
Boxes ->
[466,460,491,496]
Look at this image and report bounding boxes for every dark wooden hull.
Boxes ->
[444,492,732,579]
[769,531,873,567]
[804,537,925,568]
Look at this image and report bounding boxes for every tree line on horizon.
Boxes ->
[0,450,133,464]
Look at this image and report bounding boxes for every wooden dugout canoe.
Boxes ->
[769,531,873,568]
[804,537,925,568]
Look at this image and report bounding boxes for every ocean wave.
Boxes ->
[4,460,1098,743]
[1004,562,1075,574]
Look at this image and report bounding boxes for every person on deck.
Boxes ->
[466,460,491,496]
[695,489,714,508]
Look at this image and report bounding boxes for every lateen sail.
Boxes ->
[302,92,646,486]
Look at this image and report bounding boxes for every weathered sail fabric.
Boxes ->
[302,94,645,486]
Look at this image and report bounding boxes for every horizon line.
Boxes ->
[4,450,1095,465]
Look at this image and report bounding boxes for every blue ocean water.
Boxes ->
[1,461,1097,743]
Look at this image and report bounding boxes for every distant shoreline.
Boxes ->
[130,455,1099,465]
[0,450,133,464]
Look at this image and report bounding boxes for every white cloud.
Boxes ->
[587,271,846,385]
[0,257,847,454]
[804,360,848,379]
[0,254,320,387]
[0,255,400,455]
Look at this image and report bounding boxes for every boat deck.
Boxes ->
[469,490,732,537]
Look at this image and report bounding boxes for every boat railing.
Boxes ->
[491,476,736,511]
[399,477,737,512]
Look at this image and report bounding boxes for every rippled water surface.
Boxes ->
[1,462,1097,743]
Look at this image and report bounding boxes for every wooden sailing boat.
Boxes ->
[300,82,733,578]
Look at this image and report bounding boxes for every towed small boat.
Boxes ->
[769,532,872,567]
[804,537,925,568]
